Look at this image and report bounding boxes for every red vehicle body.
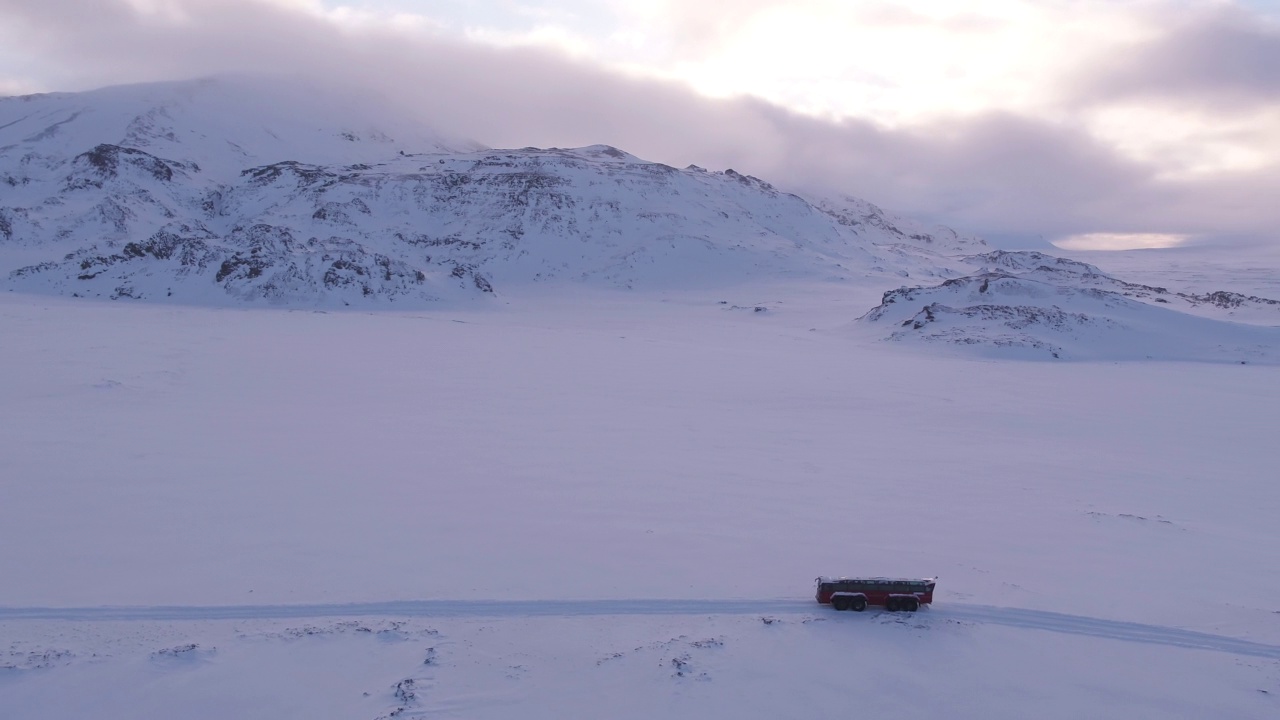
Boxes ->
[815,577,936,612]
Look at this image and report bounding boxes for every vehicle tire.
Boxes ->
[885,597,899,612]
[851,597,867,612]
[832,596,851,612]
[904,597,919,612]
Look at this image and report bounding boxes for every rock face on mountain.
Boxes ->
[0,77,983,306]
[857,251,1280,363]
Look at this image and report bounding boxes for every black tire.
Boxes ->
[904,597,919,612]
[832,596,851,612]
[885,597,899,612]
[851,597,867,612]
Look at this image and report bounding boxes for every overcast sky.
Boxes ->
[1,0,1277,249]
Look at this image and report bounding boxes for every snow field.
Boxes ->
[2,283,1279,718]
[2,611,1277,720]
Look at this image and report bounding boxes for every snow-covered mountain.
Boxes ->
[857,250,1280,362]
[0,77,980,306]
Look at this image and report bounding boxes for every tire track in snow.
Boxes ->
[1,600,1277,660]
[939,604,1280,660]
[0,599,811,622]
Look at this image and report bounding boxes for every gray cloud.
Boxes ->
[0,0,1276,245]
[1075,8,1280,107]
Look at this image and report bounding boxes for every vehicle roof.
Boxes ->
[816,576,936,584]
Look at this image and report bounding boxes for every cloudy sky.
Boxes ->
[1,0,1277,249]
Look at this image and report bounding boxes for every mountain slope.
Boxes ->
[1,77,983,306]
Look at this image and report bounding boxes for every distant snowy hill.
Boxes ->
[809,194,987,255]
[962,250,1280,324]
[856,250,1280,362]
[0,77,980,306]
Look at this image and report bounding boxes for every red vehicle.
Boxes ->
[815,576,936,612]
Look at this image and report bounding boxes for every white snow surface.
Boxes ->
[2,279,1280,719]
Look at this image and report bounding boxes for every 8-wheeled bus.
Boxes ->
[815,577,936,612]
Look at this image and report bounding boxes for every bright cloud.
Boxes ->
[617,1,1150,122]
[372,1,1154,123]
[327,0,1279,184]
[1083,101,1280,178]
[1054,233,1190,251]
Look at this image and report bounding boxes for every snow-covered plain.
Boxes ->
[3,276,1279,718]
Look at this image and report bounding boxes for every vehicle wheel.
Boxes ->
[832,596,851,612]
[904,597,919,612]
[851,597,867,612]
[885,597,899,612]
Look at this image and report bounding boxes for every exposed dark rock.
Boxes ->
[1183,290,1280,309]
[240,161,336,187]
[67,143,178,187]
[215,254,269,282]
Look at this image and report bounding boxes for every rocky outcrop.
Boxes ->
[858,260,1280,363]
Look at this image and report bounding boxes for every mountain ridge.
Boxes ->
[1,76,986,306]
